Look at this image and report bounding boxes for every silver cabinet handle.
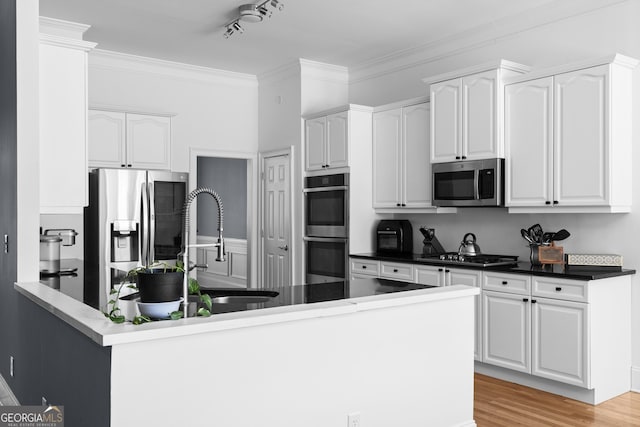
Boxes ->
[278,245,289,251]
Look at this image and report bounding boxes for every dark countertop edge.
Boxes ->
[350,253,636,281]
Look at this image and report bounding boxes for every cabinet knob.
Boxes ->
[532,299,537,304]
[127,164,132,168]
[401,203,406,207]
[553,200,559,205]
[545,201,551,205]
[523,298,529,302]
[438,268,443,272]
[393,268,398,273]
[121,164,126,168]
[396,203,401,207]
[461,156,467,160]
[445,269,450,273]
[362,265,367,269]
[501,281,508,285]
[455,156,461,160]
[555,287,562,291]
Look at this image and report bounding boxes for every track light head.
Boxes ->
[222,0,284,38]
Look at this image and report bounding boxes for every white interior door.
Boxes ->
[262,154,291,287]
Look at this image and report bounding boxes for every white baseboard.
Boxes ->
[632,366,640,393]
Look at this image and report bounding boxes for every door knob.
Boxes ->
[278,245,289,251]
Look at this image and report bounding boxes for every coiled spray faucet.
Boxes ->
[180,187,225,316]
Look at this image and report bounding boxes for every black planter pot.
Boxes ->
[136,269,184,303]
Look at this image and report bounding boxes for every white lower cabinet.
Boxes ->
[483,290,531,372]
[531,297,588,387]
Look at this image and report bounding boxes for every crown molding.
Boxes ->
[258,60,301,84]
[422,59,530,86]
[349,0,630,84]
[40,16,91,39]
[89,49,258,87]
[40,34,97,51]
[299,59,349,84]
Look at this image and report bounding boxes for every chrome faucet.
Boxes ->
[180,187,225,316]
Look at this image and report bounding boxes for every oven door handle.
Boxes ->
[303,186,348,193]
[303,236,348,243]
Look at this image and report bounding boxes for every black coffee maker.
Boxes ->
[419,227,445,257]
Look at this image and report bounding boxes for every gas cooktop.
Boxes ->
[421,253,519,268]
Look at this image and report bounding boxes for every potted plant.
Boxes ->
[105,261,213,324]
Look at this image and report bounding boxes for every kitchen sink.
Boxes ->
[199,288,279,304]
[211,295,274,304]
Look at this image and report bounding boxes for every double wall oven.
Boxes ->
[303,173,349,284]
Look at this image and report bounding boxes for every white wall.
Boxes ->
[88,50,259,173]
[349,0,640,389]
[16,0,40,282]
[258,60,349,285]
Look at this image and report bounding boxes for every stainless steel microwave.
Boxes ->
[432,158,504,207]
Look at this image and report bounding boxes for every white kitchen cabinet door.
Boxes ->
[531,297,589,388]
[462,70,499,160]
[39,40,92,214]
[430,79,462,163]
[88,110,127,168]
[372,108,402,208]
[326,112,349,169]
[402,103,431,207]
[448,268,483,361]
[554,66,608,206]
[483,290,531,373]
[505,77,554,207]
[414,265,445,286]
[126,114,171,170]
[305,117,326,171]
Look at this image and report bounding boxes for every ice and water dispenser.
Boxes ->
[110,220,139,263]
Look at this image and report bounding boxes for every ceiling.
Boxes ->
[39,0,558,76]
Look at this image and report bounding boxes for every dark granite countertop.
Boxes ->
[41,258,436,315]
[350,253,636,281]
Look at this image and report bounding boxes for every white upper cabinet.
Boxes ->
[304,111,349,172]
[505,55,638,213]
[39,18,96,214]
[372,98,440,212]
[426,60,530,163]
[88,110,172,170]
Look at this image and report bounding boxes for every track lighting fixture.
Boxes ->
[222,0,284,38]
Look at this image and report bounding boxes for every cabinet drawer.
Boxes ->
[483,272,530,295]
[350,259,380,276]
[380,262,414,282]
[532,277,588,302]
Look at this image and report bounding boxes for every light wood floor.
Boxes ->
[475,374,640,426]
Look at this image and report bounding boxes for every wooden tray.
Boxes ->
[538,243,564,265]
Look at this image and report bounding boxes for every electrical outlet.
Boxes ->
[347,412,361,427]
[9,356,14,377]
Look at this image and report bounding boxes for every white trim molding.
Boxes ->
[632,366,640,393]
[89,48,258,87]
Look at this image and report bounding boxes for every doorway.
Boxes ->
[189,149,258,288]
[260,150,292,287]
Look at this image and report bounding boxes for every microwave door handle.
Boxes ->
[474,170,480,200]
[141,182,149,266]
[148,182,156,263]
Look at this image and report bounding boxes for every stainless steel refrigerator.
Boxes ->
[84,168,188,310]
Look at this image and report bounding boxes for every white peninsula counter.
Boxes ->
[15,277,479,427]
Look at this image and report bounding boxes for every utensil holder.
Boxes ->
[529,244,541,266]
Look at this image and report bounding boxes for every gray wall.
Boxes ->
[0,0,18,391]
[197,157,247,239]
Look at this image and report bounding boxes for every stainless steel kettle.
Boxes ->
[458,232,481,256]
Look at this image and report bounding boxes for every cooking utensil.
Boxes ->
[527,224,543,244]
[521,228,534,244]
[458,232,481,256]
[542,232,555,245]
[550,229,570,242]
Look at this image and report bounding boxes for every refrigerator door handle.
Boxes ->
[141,182,150,267]
[149,182,156,264]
